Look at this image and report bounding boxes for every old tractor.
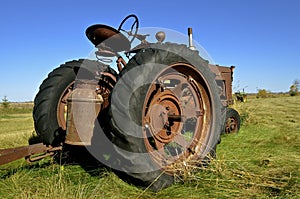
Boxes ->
[235,88,247,102]
[0,14,240,190]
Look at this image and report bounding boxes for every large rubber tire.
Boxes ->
[33,59,115,146]
[107,43,223,191]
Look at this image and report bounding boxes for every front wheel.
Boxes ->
[107,43,223,190]
[223,108,241,134]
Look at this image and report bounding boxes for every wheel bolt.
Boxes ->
[166,130,171,136]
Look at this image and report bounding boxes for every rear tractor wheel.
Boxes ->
[107,43,223,191]
[33,59,116,146]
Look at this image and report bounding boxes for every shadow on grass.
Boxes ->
[58,145,109,177]
[0,158,53,180]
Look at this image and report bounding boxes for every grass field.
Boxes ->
[0,96,299,198]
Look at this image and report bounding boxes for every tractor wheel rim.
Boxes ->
[225,117,238,133]
[57,82,74,130]
[142,63,212,173]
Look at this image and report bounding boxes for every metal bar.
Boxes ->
[26,152,54,163]
[0,143,49,165]
[188,27,196,50]
[116,56,126,72]
[168,115,184,122]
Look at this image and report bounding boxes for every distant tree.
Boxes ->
[289,79,299,96]
[257,89,269,98]
[2,96,10,108]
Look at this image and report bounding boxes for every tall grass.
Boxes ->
[0,97,299,198]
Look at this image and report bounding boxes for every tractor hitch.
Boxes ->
[0,143,62,166]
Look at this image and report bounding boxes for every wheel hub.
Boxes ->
[145,90,182,144]
[226,118,237,133]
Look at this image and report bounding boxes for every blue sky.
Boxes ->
[0,0,299,101]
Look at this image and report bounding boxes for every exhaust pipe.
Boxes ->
[188,27,196,50]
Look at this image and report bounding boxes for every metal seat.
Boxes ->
[85,24,131,53]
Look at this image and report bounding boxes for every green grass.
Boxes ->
[0,97,299,198]
[0,102,34,148]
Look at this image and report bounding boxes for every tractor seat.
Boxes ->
[85,24,131,53]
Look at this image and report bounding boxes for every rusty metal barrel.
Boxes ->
[65,79,103,146]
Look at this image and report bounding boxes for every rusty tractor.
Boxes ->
[0,14,240,190]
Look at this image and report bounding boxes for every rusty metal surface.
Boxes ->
[142,63,211,173]
[0,143,58,165]
[225,117,238,133]
[209,64,235,106]
[65,80,103,146]
[85,24,131,51]
[57,82,74,130]
[96,72,116,110]
[116,56,126,72]
[56,71,116,141]
[26,145,62,163]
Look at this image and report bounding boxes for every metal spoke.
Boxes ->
[170,81,185,98]
[173,133,189,149]
[183,106,201,119]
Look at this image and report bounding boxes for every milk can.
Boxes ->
[65,80,103,145]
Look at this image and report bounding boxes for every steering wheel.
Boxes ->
[118,14,139,43]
